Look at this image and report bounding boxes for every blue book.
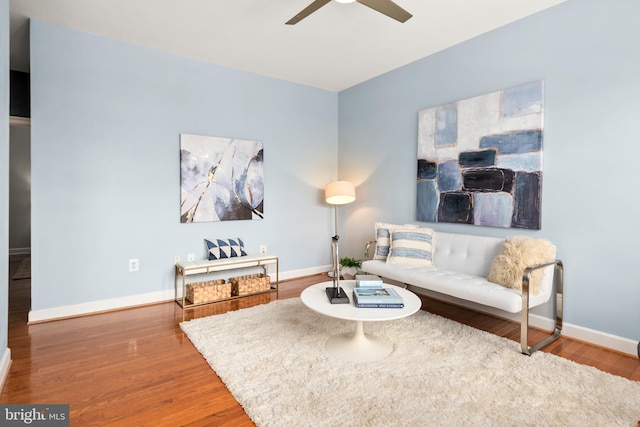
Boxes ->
[355,274,383,288]
[352,287,403,306]
[354,302,404,308]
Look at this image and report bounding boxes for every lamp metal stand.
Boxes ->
[326,204,349,304]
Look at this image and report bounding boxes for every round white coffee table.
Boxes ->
[300,280,421,362]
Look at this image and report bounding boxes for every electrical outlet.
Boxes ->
[128,259,139,272]
[259,245,267,254]
[187,253,195,261]
[174,255,180,264]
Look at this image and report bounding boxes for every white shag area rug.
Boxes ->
[180,298,640,427]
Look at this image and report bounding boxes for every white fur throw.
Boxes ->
[487,236,555,295]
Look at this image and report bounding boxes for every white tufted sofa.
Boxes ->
[361,231,563,354]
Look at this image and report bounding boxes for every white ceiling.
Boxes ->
[9,0,566,92]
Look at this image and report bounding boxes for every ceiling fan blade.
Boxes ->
[357,0,412,23]
[286,0,332,25]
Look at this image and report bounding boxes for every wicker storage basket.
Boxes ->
[230,273,271,296]
[186,279,231,304]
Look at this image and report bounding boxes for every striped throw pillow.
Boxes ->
[387,227,434,267]
[373,222,419,261]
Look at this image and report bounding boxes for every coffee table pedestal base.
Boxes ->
[325,320,393,362]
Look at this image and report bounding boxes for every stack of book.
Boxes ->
[352,287,404,308]
[355,274,383,288]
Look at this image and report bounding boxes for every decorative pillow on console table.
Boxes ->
[373,222,419,261]
[487,236,555,295]
[205,238,248,260]
[387,226,434,267]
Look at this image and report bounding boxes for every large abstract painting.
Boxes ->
[180,134,264,222]
[417,81,544,230]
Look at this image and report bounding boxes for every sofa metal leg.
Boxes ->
[520,260,564,355]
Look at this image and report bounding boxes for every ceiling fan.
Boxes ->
[286,0,412,25]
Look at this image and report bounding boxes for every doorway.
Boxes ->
[9,117,30,255]
[8,116,31,321]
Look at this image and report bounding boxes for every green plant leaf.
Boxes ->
[339,257,362,268]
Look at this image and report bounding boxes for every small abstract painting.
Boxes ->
[180,134,264,222]
[417,81,544,229]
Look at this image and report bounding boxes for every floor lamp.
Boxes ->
[325,180,355,304]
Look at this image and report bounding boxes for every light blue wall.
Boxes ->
[0,0,9,354]
[27,1,640,344]
[338,0,640,341]
[30,20,338,310]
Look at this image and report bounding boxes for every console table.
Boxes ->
[174,254,279,309]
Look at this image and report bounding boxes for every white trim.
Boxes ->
[408,287,640,358]
[9,247,30,256]
[29,290,175,323]
[9,116,30,126]
[278,264,332,281]
[560,322,640,358]
[526,313,638,357]
[0,348,12,392]
[28,265,332,323]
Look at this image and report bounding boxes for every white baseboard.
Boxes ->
[9,247,30,256]
[406,286,640,358]
[28,265,332,323]
[278,264,332,281]
[26,266,639,358]
[0,348,12,392]
[559,322,640,358]
[28,290,175,323]
[524,313,638,357]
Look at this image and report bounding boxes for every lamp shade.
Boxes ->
[325,180,356,205]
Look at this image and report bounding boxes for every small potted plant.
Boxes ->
[339,257,362,278]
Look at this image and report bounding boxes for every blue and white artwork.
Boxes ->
[180,134,264,222]
[417,81,544,230]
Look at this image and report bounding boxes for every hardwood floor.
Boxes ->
[2,256,639,426]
